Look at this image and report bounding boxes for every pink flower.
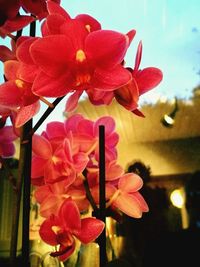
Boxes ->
[0,125,17,158]
[31,133,89,185]
[39,198,104,261]
[34,179,89,218]
[107,173,149,218]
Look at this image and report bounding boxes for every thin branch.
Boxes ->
[29,96,65,137]
[83,171,99,214]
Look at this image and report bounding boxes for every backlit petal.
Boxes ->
[136,67,163,95]
[59,198,81,231]
[32,70,71,97]
[75,14,101,32]
[118,173,143,192]
[32,134,52,158]
[30,35,71,77]
[75,218,104,243]
[15,101,40,128]
[47,1,71,19]
[4,60,19,80]
[16,37,38,65]
[113,193,143,218]
[86,30,129,68]
[92,65,131,91]
[39,215,59,246]
[0,81,21,107]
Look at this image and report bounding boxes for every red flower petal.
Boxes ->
[86,30,129,68]
[47,1,71,19]
[92,65,132,91]
[59,198,81,231]
[30,35,71,77]
[134,41,142,71]
[126,29,136,45]
[59,19,88,50]
[39,215,59,246]
[32,134,52,158]
[4,60,19,80]
[45,14,66,35]
[113,193,143,218]
[114,80,139,111]
[136,67,163,95]
[75,14,101,32]
[15,101,40,127]
[132,108,145,117]
[0,45,15,62]
[65,91,83,112]
[16,37,38,65]
[18,63,38,83]
[118,173,143,192]
[56,243,76,262]
[0,81,21,107]
[32,70,71,97]
[94,116,116,135]
[75,218,104,244]
[1,15,34,37]
[133,192,149,212]
[45,121,65,139]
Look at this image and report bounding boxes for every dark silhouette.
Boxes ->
[119,161,169,267]
[143,170,200,267]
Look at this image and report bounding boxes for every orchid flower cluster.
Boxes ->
[0,0,163,263]
[31,114,149,261]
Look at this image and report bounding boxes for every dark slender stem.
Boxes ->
[97,125,107,267]
[10,128,26,266]
[83,171,98,213]
[32,96,64,135]
[22,119,33,267]
[21,19,36,267]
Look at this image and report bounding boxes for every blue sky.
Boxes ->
[0,0,200,131]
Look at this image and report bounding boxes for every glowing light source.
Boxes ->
[161,97,179,128]
[170,189,184,208]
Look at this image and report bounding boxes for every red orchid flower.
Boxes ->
[64,114,119,162]
[34,179,89,218]
[114,41,163,116]
[0,59,41,127]
[0,125,18,158]
[107,173,149,218]
[29,18,131,100]
[31,134,89,185]
[39,198,104,262]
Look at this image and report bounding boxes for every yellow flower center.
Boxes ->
[76,49,86,63]
[15,79,24,89]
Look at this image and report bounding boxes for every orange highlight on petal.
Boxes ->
[15,79,24,89]
[76,50,86,62]
[85,24,91,32]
